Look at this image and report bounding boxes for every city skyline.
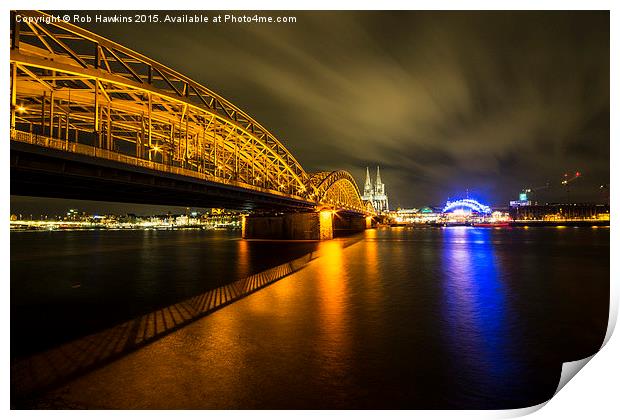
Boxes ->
[10,10,610,213]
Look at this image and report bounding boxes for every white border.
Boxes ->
[2,1,616,418]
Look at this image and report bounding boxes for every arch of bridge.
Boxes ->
[10,10,371,214]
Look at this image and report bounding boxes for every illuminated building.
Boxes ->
[510,192,532,207]
[442,199,491,215]
[388,207,441,225]
[362,166,389,213]
[439,199,502,225]
[509,203,610,221]
[9,209,244,230]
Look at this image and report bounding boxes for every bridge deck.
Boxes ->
[11,130,315,211]
[10,10,374,215]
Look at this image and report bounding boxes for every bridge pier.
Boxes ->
[242,211,373,241]
[242,211,334,240]
[333,213,373,236]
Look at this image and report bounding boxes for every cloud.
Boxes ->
[32,11,610,209]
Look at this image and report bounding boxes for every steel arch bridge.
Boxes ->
[10,10,374,215]
[308,171,365,210]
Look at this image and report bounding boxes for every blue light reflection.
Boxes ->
[441,227,517,399]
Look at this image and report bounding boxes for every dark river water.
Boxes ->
[11,226,609,409]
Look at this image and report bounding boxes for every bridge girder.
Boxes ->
[10,10,373,215]
[308,171,372,214]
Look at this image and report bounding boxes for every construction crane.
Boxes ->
[561,171,581,203]
[521,182,551,203]
[599,183,609,204]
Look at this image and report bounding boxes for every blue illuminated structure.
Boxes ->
[442,199,492,215]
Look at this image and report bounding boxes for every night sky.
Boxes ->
[11,11,610,215]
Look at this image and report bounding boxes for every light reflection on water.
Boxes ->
[361,227,383,313]
[315,240,351,385]
[10,229,320,357]
[11,227,609,409]
[441,228,517,400]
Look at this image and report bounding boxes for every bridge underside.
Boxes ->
[242,210,372,241]
[9,10,375,234]
[11,141,315,212]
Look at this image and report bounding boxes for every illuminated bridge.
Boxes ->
[10,11,375,239]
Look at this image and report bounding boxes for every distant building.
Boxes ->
[362,166,389,213]
[442,198,491,215]
[509,203,610,221]
[389,207,441,224]
[509,192,532,208]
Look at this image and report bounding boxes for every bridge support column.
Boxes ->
[332,213,373,236]
[242,211,334,240]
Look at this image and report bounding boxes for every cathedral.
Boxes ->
[362,166,389,213]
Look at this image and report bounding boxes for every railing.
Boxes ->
[10,129,311,203]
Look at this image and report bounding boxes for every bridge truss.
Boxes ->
[308,171,367,212]
[10,10,373,215]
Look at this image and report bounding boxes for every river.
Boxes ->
[10,226,609,409]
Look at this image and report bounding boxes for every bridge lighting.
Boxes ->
[319,210,334,229]
[442,198,491,215]
[10,13,372,222]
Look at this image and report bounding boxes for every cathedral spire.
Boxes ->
[362,166,374,200]
[362,164,389,213]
